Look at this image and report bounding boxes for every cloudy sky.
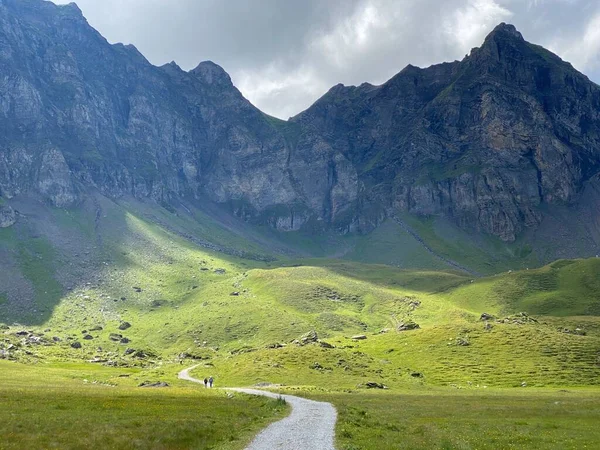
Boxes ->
[52,0,600,119]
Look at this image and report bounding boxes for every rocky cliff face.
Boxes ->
[293,23,600,241]
[0,201,15,227]
[0,0,357,231]
[1,1,599,243]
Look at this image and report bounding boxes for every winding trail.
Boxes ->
[178,366,337,450]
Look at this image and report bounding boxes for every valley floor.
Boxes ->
[313,388,600,450]
[2,360,599,450]
[0,361,289,450]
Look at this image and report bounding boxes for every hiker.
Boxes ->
[203,377,208,388]
[209,376,214,388]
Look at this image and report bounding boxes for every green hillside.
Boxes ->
[1,195,600,449]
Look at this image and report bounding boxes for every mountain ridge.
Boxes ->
[1,0,600,262]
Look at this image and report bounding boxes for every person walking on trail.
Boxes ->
[203,377,208,388]
[209,376,214,388]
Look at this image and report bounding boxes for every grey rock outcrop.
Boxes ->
[0,202,16,227]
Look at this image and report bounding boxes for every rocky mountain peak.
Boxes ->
[472,22,529,62]
[58,2,83,16]
[485,22,524,42]
[2,0,83,19]
[190,61,233,87]
[1,4,600,255]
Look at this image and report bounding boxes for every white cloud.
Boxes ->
[235,64,328,120]
[445,0,513,52]
[553,12,600,74]
[51,0,600,117]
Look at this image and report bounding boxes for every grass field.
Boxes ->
[1,196,600,448]
[0,361,289,450]
[314,389,600,450]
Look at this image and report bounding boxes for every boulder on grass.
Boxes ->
[365,382,388,389]
[397,321,420,332]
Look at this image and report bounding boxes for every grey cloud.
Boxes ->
[52,0,600,118]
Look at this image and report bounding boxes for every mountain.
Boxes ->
[1,0,600,269]
[0,0,356,232]
[293,23,600,243]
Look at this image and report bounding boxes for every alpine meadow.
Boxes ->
[1,1,600,449]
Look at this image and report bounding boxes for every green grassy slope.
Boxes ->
[444,258,600,316]
[1,195,599,389]
[2,194,600,449]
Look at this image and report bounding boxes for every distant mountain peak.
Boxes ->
[60,2,83,16]
[478,22,526,55]
[190,61,232,86]
[487,22,524,41]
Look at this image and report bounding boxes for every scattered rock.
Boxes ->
[16,330,29,336]
[296,330,318,346]
[266,343,285,349]
[408,300,421,311]
[559,327,586,336]
[89,325,103,332]
[83,334,94,340]
[109,333,123,342]
[230,292,240,296]
[88,358,108,363]
[214,269,226,275]
[318,340,335,349]
[456,337,470,346]
[480,312,495,321]
[365,382,388,389]
[497,312,538,325]
[0,203,17,228]
[397,321,420,332]
[52,336,62,342]
[132,287,142,293]
[410,372,423,378]
[309,362,324,370]
[352,335,367,340]
[120,337,130,344]
[118,322,131,331]
[71,342,82,349]
[124,348,136,355]
[138,381,170,388]
[483,321,493,331]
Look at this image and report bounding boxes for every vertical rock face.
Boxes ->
[0,202,16,228]
[0,0,357,229]
[0,4,599,243]
[293,23,600,241]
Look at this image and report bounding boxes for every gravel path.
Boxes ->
[178,366,337,450]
